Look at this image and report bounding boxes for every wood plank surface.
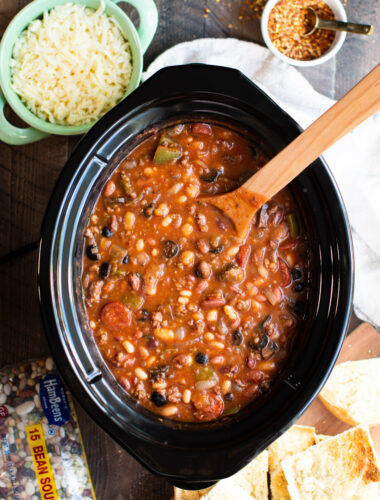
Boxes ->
[298,322,380,456]
[0,0,379,498]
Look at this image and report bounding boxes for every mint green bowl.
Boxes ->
[0,0,158,145]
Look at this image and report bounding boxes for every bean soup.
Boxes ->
[82,123,309,422]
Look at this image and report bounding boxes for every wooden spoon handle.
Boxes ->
[244,63,380,201]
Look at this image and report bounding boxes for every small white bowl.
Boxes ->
[261,0,347,67]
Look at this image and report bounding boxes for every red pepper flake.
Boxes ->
[239,0,268,22]
[267,0,336,60]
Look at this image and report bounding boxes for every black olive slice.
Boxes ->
[294,282,305,292]
[249,333,270,350]
[200,169,220,183]
[163,240,179,258]
[86,245,100,261]
[291,268,302,280]
[151,392,167,407]
[99,262,111,279]
[210,245,224,254]
[232,330,243,346]
[102,227,113,238]
[195,352,208,364]
[143,204,155,218]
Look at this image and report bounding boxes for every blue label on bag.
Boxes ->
[39,375,70,426]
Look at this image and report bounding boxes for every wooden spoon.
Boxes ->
[203,63,380,241]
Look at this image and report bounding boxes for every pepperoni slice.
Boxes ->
[100,302,131,331]
[192,392,224,421]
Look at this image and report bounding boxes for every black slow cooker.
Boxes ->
[38,64,353,489]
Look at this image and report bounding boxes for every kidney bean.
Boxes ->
[195,261,212,279]
[194,280,208,294]
[220,364,238,375]
[237,244,251,268]
[191,123,212,136]
[196,238,210,254]
[245,370,264,383]
[216,219,227,231]
[146,337,159,349]
[126,272,140,291]
[246,354,257,370]
[244,384,259,398]
[200,294,225,309]
[279,237,298,250]
[230,284,242,294]
[279,258,292,287]
[118,376,131,391]
[173,354,188,366]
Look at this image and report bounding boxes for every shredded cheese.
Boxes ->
[10,2,132,126]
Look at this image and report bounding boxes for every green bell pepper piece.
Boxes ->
[153,136,182,164]
[122,293,144,310]
[195,366,217,382]
[286,213,300,237]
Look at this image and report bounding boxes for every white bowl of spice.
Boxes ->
[261,0,347,66]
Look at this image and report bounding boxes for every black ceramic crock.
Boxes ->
[38,64,353,489]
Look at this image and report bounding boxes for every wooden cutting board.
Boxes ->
[298,322,380,455]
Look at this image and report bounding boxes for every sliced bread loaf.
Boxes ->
[319,358,380,426]
[268,425,316,500]
[281,425,380,500]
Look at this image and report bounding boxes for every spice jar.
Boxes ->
[261,0,347,66]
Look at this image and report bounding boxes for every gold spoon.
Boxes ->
[203,64,380,242]
[304,7,373,36]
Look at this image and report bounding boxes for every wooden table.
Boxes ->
[0,1,378,498]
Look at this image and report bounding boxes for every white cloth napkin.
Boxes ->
[143,38,380,328]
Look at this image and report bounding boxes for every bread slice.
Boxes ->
[231,450,268,500]
[200,478,254,500]
[173,489,204,500]
[268,425,316,500]
[292,429,380,499]
[319,358,380,426]
[352,481,379,500]
[173,486,211,500]
[281,425,380,500]
[174,451,267,500]
[315,434,332,443]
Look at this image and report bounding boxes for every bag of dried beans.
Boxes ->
[0,358,95,500]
